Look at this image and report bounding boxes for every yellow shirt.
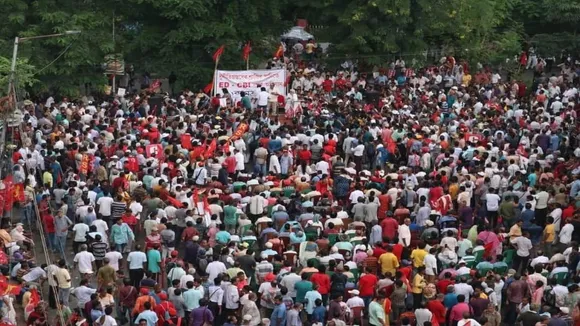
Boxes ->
[509,224,522,240]
[378,252,399,275]
[449,183,459,200]
[462,74,472,86]
[411,249,428,268]
[43,171,53,188]
[544,224,555,242]
[55,267,71,289]
[412,274,426,294]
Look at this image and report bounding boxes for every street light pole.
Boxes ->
[6,30,81,98]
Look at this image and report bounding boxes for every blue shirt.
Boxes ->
[147,249,161,273]
[444,293,458,308]
[183,288,203,311]
[313,306,326,323]
[215,231,231,244]
[528,173,537,187]
[134,310,159,326]
[271,303,287,326]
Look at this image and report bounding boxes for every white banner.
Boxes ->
[214,69,286,102]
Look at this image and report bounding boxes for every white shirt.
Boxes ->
[511,236,533,257]
[454,283,474,301]
[73,251,96,274]
[440,237,458,252]
[22,267,47,283]
[530,256,550,268]
[560,223,574,244]
[73,285,97,307]
[458,319,481,326]
[127,251,147,270]
[346,296,365,308]
[97,197,114,216]
[104,251,123,271]
[91,219,109,242]
[398,224,411,247]
[73,223,90,242]
[352,144,365,156]
[206,261,227,284]
[99,315,118,326]
[424,254,438,275]
[315,161,330,175]
[535,191,549,209]
[45,264,59,287]
[258,91,269,106]
[485,193,501,211]
[280,273,301,297]
[349,190,364,204]
[130,202,143,219]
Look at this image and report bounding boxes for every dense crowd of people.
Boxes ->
[0,45,579,326]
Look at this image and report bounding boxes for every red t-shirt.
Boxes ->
[297,149,312,162]
[181,227,199,241]
[358,274,378,297]
[436,279,455,294]
[122,214,138,228]
[42,214,55,233]
[399,266,412,281]
[372,247,386,259]
[381,218,399,240]
[563,205,575,220]
[310,273,331,295]
[426,299,446,323]
[322,79,333,92]
[392,244,404,261]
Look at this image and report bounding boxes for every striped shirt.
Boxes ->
[90,241,108,260]
[111,201,127,220]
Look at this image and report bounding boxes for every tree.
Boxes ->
[0,56,38,97]
[289,0,521,68]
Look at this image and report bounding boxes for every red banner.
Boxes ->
[181,134,192,150]
[229,123,248,142]
[125,157,139,173]
[146,144,165,161]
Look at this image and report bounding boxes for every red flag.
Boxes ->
[242,41,251,61]
[149,79,161,92]
[274,43,284,58]
[192,189,199,206]
[212,45,225,62]
[205,138,217,158]
[203,82,213,94]
[181,134,192,150]
[167,196,183,208]
[203,195,210,214]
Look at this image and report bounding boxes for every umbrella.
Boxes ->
[302,201,314,208]
[344,167,357,174]
[304,191,322,199]
[281,26,314,41]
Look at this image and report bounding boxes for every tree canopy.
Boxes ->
[0,0,577,96]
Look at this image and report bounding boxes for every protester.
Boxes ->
[1,48,579,326]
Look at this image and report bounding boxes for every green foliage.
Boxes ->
[0,0,575,96]
[0,56,39,96]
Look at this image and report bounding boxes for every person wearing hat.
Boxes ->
[133,287,157,317]
[154,291,177,325]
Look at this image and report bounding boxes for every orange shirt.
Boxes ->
[132,295,156,315]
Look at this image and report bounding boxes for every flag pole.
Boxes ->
[212,55,219,97]
[246,57,249,70]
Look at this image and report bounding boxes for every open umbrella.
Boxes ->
[281,26,314,41]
